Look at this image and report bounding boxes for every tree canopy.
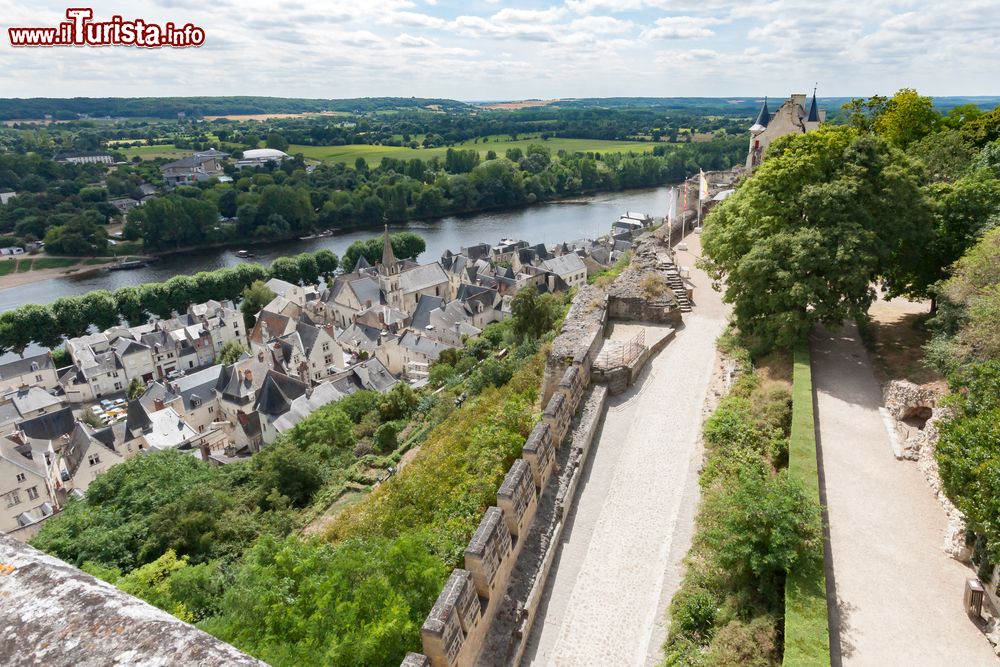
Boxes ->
[701,126,930,350]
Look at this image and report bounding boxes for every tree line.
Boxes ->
[0,248,339,357]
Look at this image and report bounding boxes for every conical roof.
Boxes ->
[354,254,372,272]
[381,224,396,267]
[749,97,770,132]
[807,89,820,123]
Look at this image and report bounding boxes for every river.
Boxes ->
[0,185,674,314]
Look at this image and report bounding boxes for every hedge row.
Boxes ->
[782,344,831,666]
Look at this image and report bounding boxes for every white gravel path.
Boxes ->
[522,234,728,667]
[813,322,998,666]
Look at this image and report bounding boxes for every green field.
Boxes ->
[119,135,672,165]
[290,136,670,165]
[119,145,190,160]
[0,259,14,276]
[31,257,83,270]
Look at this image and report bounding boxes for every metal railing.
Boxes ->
[595,329,646,369]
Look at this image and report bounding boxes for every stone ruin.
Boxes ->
[884,380,971,562]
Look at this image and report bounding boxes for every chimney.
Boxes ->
[257,349,265,362]
[243,369,253,385]
[152,398,165,411]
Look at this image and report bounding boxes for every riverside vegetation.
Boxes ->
[0,100,750,255]
[31,283,569,666]
[0,232,424,357]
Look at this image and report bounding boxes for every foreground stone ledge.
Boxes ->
[0,535,267,667]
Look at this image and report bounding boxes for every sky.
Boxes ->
[0,0,998,100]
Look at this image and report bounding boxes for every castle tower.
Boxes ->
[746,91,824,171]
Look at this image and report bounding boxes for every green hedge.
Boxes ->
[783,344,831,666]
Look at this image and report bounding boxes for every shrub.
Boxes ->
[669,586,718,642]
[705,617,779,667]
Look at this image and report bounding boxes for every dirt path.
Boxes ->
[522,231,728,666]
[812,322,997,666]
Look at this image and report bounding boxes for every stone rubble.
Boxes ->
[883,380,971,563]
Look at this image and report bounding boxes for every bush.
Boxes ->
[669,587,718,642]
[706,617,779,667]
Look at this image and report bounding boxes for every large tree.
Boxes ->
[701,126,930,350]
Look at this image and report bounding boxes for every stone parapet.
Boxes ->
[496,459,537,539]
[522,421,555,490]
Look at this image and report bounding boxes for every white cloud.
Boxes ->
[642,16,719,40]
[568,15,635,33]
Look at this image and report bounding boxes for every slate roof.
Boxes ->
[398,262,448,295]
[0,352,54,381]
[397,331,454,361]
[17,406,75,441]
[124,400,153,441]
[7,387,61,416]
[348,277,382,308]
[254,370,309,416]
[541,253,587,278]
[171,364,223,412]
[272,382,346,434]
[410,295,446,330]
[328,359,397,395]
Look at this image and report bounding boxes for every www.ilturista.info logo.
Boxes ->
[8,8,205,48]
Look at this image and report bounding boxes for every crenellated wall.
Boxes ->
[413,331,600,667]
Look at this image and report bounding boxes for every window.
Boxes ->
[198,424,205,433]
[35,374,43,383]
[208,406,214,414]
[5,491,20,507]
[26,487,38,501]
[15,472,25,483]
[114,382,123,391]
[322,342,330,352]
[87,454,101,466]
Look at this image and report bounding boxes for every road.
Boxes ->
[522,232,729,666]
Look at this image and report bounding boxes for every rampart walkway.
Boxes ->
[812,322,997,666]
[522,233,728,666]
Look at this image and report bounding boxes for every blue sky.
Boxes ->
[1,0,998,99]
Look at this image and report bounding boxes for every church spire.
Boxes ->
[381,222,396,268]
[750,97,770,132]
[807,85,820,123]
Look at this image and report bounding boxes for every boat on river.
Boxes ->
[106,259,147,271]
[299,230,333,241]
[236,249,255,258]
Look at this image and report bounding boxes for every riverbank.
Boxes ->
[0,257,119,289]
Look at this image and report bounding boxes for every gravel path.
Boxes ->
[522,233,728,667]
[813,322,998,666]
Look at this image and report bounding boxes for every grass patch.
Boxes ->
[0,259,14,276]
[119,144,191,160]
[15,259,32,272]
[289,137,671,166]
[31,257,80,270]
[783,344,831,667]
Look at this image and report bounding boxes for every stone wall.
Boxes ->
[541,284,607,406]
[605,232,683,325]
[883,380,970,562]
[413,296,601,667]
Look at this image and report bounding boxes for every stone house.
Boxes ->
[376,331,456,380]
[0,353,59,393]
[541,253,588,292]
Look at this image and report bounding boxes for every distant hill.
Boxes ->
[0,95,996,121]
[0,96,471,121]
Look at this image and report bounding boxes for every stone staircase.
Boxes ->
[660,262,692,312]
